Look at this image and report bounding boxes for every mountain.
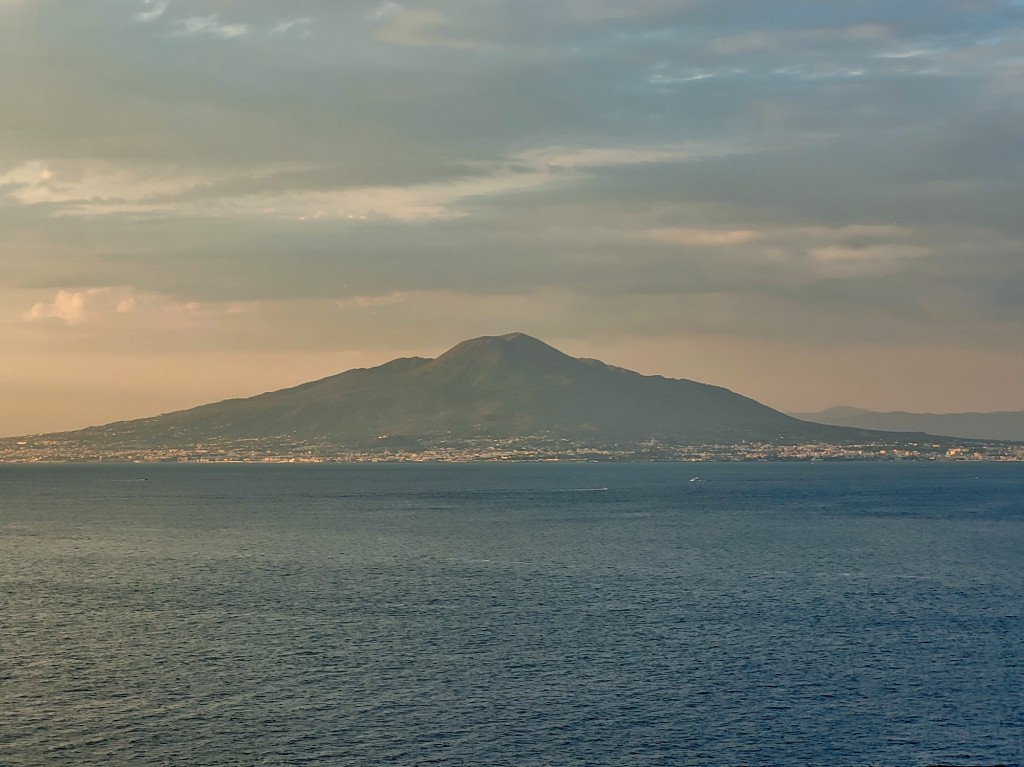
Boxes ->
[791,406,1024,442]
[44,333,880,448]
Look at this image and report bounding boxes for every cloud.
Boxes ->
[556,0,684,22]
[31,161,553,222]
[0,159,220,208]
[136,0,168,23]
[25,287,159,325]
[0,160,53,196]
[642,224,918,257]
[373,7,469,47]
[334,291,415,309]
[806,243,932,277]
[369,2,403,22]
[789,225,911,240]
[270,18,312,37]
[708,31,779,56]
[649,228,759,246]
[176,16,250,39]
[709,24,893,55]
[268,163,561,222]
[1,142,737,222]
[809,244,931,263]
[25,288,94,324]
[23,286,255,328]
[648,66,742,85]
[518,145,716,169]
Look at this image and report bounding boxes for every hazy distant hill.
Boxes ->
[791,406,1024,442]
[50,333,881,447]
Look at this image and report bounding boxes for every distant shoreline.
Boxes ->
[3,447,1023,464]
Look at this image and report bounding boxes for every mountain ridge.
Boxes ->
[792,406,1024,442]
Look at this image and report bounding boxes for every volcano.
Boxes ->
[60,332,868,447]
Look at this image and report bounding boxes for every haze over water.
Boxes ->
[3,462,1022,766]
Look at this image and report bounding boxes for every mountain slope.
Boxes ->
[792,406,1024,442]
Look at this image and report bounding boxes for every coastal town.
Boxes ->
[2,433,1022,463]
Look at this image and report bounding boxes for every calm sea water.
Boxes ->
[1,462,1022,767]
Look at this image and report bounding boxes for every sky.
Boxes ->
[2,0,1023,435]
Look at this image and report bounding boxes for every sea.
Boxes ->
[1,461,1022,767]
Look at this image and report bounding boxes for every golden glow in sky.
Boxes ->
[2,0,1023,434]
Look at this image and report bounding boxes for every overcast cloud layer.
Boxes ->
[2,0,1023,434]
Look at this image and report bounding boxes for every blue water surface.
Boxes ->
[1,462,1022,766]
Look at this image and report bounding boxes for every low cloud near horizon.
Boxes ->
[2,0,1023,434]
